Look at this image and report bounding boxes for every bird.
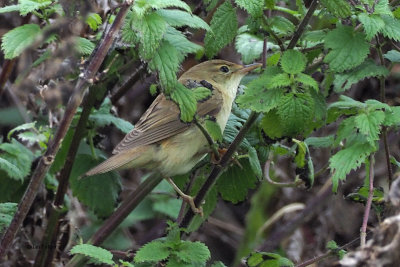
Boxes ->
[83,60,262,214]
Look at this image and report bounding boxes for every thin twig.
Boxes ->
[361,154,375,247]
[0,1,134,259]
[194,119,220,162]
[287,0,319,50]
[262,38,267,68]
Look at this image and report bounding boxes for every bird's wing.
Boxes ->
[112,82,223,154]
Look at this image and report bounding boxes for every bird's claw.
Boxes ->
[182,195,204,217]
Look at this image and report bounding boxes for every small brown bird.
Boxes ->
[84,60,261,214]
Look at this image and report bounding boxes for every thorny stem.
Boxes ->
[376,37,394,187]
[361,154,375,247]
[287,0,319,50]
[180,111,260,228]
[0,1,134,259]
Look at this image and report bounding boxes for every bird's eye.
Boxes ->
[219,66,230,73]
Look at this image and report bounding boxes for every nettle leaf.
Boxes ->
[247,252,294,267]
[374,0,393,16]
[74,37,95,55]
[384,50,400,62]
[358,13,385,40]
[333,59,389,92]
[163,27,203,61]
[384,106,400,126]
[269,16,295,36]
[149,40,181,92]
[134,241,170,263]
[18,0,52,16]
[153,197,181,219]
[156,9,210,30]
[136,12,167,59]
[175,241,210,263]
[0,202,17,232]
[237,68,284,112]
[133,0,191,17]
[86,13,102,31]
[7,122,36,140]
[379,15,400,41]
[330,142,376,192]
[234,0,264,17]
[204,1,238,58]
[1,24,41,59]
[70,244,114,265]
[324,25,369,72]
[281,49,306,74]
[277,93,314,136]
[192,86,212,101]
[0,157,25,181]
[296,73,318,90]
[89,98,134,133]
[355,111,385,142]
[320,0,351,18]
[261,109,286,139]
[248,147,262,179]
[0,139,34,181]
[217,159,257,204]
[204,119,223,142]
[269,73,291,88]
[171,83,197,122]
[70,154,122,217]
[235,33,263,64]
[305,135,335,148]
[0,5,20,14]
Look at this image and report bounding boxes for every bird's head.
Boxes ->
[179,60,262,97]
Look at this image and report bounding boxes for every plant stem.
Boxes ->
[65,173,163,267]
[287,0,319,50]
[180,111,260,228]
[264,159,302,187]
[0,1,134,259]
[361,154,375,247]
[194,119,220,162]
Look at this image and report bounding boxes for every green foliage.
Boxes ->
[379,15,400,42]
[0,0,52,16]
[70,154,122,217]
[281,49,306,74]
[74,37,95,55]
[324,25,370,72]
[320,0,351,18]
[170,83,197,122]
[204,119,223,142]
[247,252,294,267]
[234,0,264,17]
[204,1,238,58]
[156,9,210,30]
[70,244,114,265]
[0,202,17,232]
[235,33,264,64]
[384,50,400,62]
[1,24,41,59]
[326,240,347,259]
[0,139,34,182]
[133,0,191,18]
[358,13,385,40]
[86,13,102,31]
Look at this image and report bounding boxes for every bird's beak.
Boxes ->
[237,63,262,74]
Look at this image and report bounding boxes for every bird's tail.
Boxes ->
[81,147,148,178]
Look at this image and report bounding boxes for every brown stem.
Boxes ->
[361,155,375,247]
[66,173,163,267]
[0,1,134,259]
[287,0,319,50]
[180,111,260,229]
[262,38,267,68]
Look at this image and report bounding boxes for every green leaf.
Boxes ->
[358,13,385,40]
[192,86,212,101]
[305,135,335,148]
[237,87,284,113]
[320,0,351,18]
[171,83,197,122]
[0,157,24,181]
[86,13,102,31]
[134,241,170,262]
[204,1,238,58]
[0,5,20,14]
[133,0,191,17]
[247,252,294,267]
[384,106,400,126]
[18,0,52,16]
[261,109,285,139]
[74,37,95,55]
[235,33,263,64]
[324,25,370,72]
[277,93,314,136]
[0,202,17,232]
[234,0,264,17]
[153,197,181,219]
[333,59,389,92]
[0,139,34,181]
[175,241,210,263]
[248,147,262,179]
[7,122,36,140]
[379,15,400,41]
[156,9,210,30]
[330,143,376,192]
[1,24,41,59]
[281,49,306,75]
[136,12,167,59]
[296,73,318,90]
[329,95,366,110]
[204,119,223,142]
[269,73,291,88]
[70,244,114,265]
[269,16,295,36]
[384,50,400,62]
[374,0,392,16]
[217,159,257,204]
[70,154,122,217]
[355,111,385,142]
[149,40,181,92]
[164,27,203,62]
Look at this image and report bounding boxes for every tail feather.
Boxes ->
[82,147,147,178]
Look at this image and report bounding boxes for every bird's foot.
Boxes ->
[211,148,228,164]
